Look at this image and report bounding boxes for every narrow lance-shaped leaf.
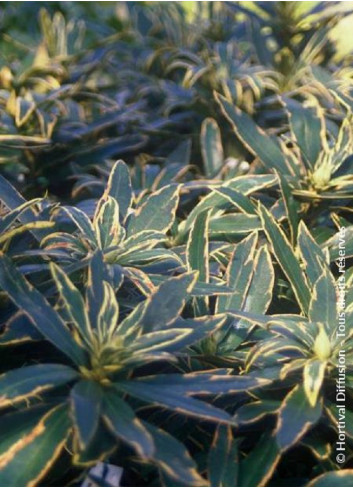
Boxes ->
[62,206,97,246]
[0,404,71,487]
[140,272,198,333]
[213,186,257,215]
[217,232,258,313]
[73,427,116,468]
[86,251,110,332]
[142,421,206,487]
[98,282,120,340]
[287,104,323,170]
[0,253,86,365]
[208,425,239,487]
[94,196,124,249]
[234,400,280,427]
[186,209,210,283]
[0,312,42,346]
[0,364,78,409]
[277,171,300,245]
[127,184,180,237]
[101,160,132,221]
[50,262,91,340]
[309,268,337,333]
[71,380,102,450]
[117,371,270,395]
[303,359,326,407]
[0,198,41,234]
[215,92,290,175]
[298,221,328,287]
[114,379,233,424]
[275,384,322,451]
[0,406,48,467]
[258,203,311,314]
[0,175,47,241]
[130,316,225,354]
[102,389,154,458]
[0,221,55,246]
[201,117,224,177]
[236,245,275,328]
[238,434,280,487]
[180,174,277,237]
[209,214,261,238]
[186,209,210,316]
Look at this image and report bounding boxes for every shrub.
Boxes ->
[0,2,352,487]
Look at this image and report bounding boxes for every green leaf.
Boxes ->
[96,281,120,341]
[239,434,280,487]
[201,117,224,177]
[142,421,206,486]
[258,203,310,314]
[0,175,48,241]
[0,404,71,486]
[102,388,154,458]
[277,172,300,245]
[308,470,353,487]
[0,198,41,235]
[149,275,233,297]
[116,248,181,267]
[237,245,274,327]
[86,251,110,332]
[208,425,238,486]
[186,209,210,316]
[180,174,276,237]
[115,377,236,424]
[215,92,289,175]
[275,385,322,451]
[298,221,328,287]
[116,300,147,337]
[303,359,326,407]
[73,426,116,467]
[118,230,166,251]
[71,380,102,450]
[131,328,194,354]
[94,196,124,249]
[140,272,197,333]
[0,253,86,365]
[213,187,257,215]
[131,372,270,394]
[216,232,258,313]
[0,364,78,409]
[209,214,261,238]
[186,209,210,283]
[227,310,270,326]
[287,104,323,169]
[309,268,337,332]
[102,160,132,221]
[0,221,55,245]
[247,337,306,370]
[0,312,42,345]
[0,406,48,465]
[234,400,280,426]
[127,184,180,237]
[63,206,97,246]
[325,226,353,261]
[131,316,225,354]
[269,317,315,349]
[50,262,91,340]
